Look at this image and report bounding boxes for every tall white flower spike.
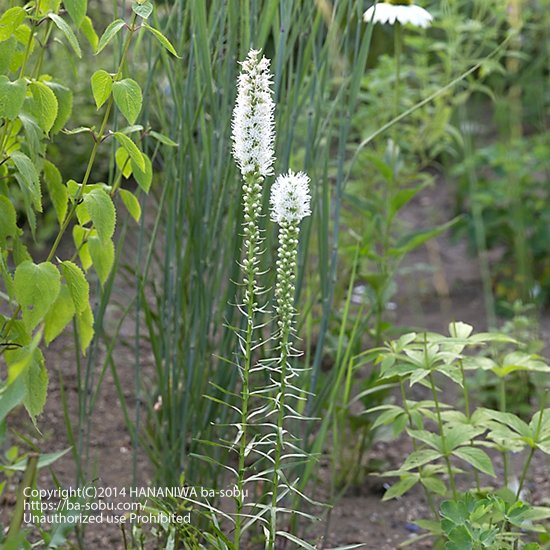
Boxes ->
[363,1,433,28]
[269,170,312,225]
[231,49,276,178]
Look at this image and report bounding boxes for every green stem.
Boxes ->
[429,373,457,497]
[499,377,509,487]
[460,360,480,491]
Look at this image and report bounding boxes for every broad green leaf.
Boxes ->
[73,225,92,270]
[44,285,75,344]
[0,36,16,73]
[0,76,27,119]
[27,81,59,133]
[0,376,26,423]
[119,189,141,222]
[48,13,81,57]
[420,476,447,496]
[88,235,114,285]
[383,475,419,501]
[112,78,142,125]
[149,130,178,147]
[11,151,42,212]
[80,16,98,49]
[63,0,87,27]
[43,160,68,223]
[400,449,441,471]
[91,69,112,109]
[14,261,61,331]
[453,447,495,477]
[96,18,125,54]
[76,300,94,354]
[132,152,152,192]
[60,260,89,313]
[0,195,19,246]
[83,188,116,242]
[38,0,61,14]
[113,131,145,171]
[115,147,132,178]
[47,82,73,134]
[23,349,48,422]
[0,7,26,42]
[143,23,179,57]
[132,1,153,19]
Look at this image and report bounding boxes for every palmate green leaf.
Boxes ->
[82,188,116,242]
[11,151,42,212]
[132,0,153,19]
[113,131,145,171]
[112,79,142,125]
[44,285,75,344]
[119,189,141,222]
[452,447,495,477]
[48,13,82,57]
[91,69,112,109]
[383,474,419,501]
[47,82,73,134]
[14,261,61,331]
[0,76,27,119]
[63,0,87,27]
[43,160,68,224]
[96,18,126,54]
[132,152,152,192]
[88,235,114,285]
[0,7,26,42]
[143,23,179,57]
[26,81,59,133]
[0,195,19,246]
[60,260,89,313]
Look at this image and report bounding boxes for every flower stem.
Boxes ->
[499,377,509,487]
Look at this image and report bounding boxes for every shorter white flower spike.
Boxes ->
[270,170,311,225]
[363,2,433,28]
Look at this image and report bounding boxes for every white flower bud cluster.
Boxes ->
[269,170,311,225]
[231,49,275,178]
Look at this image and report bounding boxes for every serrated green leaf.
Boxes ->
[132,152,152,192]
[113,131,145,171]
[0,76,27,119]
[48,13,82,57]
[91,69,112,109]
[149,130,178,147]
[112,78,142,125]
[0,36,17,73]
[143,23,179,57]
[23,349,48,422]
[0,7,26,42]
[88,235,114,285]
[116,147,132,178]
[11,151,42,212]
[0,195,19,246]
[383,475,419,501]
[75,300,94,354]
[43,160,68,224]
[83,188,116,242]
[452,447,495,477]
[63,0,87,27]
[0,376,26,423]
[60,260,89,313]
[96,18,125,54]
[73,225,92,270]
[132,1,153,19]
[27,81,59,133]
[80,16,98,49]
[47,82,73,134]
[14,261,61,331]
[119,189,141,222]
[44,285,75,344]
[38,0,62,15]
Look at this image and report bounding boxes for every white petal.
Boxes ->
[363,3,433,28]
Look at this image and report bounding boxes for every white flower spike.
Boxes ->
[270,170,311,225]
[363,1,433,28]
[231,49,276,178]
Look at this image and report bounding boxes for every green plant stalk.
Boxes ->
[499,377,509,486]
[269,221,299,549]
[459,360,480,491]
[399,379,437,517]
[234,172,263,547]
[7,453,38,538]
[428,372,457,497]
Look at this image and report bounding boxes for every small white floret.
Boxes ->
[270,170,311,225]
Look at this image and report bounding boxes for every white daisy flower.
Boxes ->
[363,2,433,28]
[270,170,311,225]
[231,49,276,178]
